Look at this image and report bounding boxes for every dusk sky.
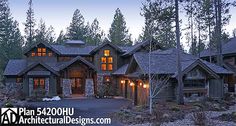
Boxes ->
[8,0,236,49]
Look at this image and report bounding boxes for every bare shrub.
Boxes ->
[192,111,207,126]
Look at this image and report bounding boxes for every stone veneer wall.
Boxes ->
[4,83,23,96]
[85,79,94,97]
[45,78,49,95]
[62,79,72,97]
[97,74,104,96]
[29,78,33,96]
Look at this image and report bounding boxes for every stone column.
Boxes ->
[45,78,49,96]
[97,74,104,97]
[29,78,33,96]
[62,79,72,97]
[85,79,94,97]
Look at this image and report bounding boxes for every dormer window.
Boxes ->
[37,48,46,56]
[31,47,52,57]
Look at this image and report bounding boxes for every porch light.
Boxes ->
[130,82,134,86]
[120,80,125,84]
[106,78,110,82]
[139,82,143,86]
[143,84,149,89]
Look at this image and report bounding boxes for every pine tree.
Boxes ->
[35,19,55,44]
[86,18,104,45]
[24,0,36,48]
[141,0,176,48]
[66,9,86,41]
[108,8,132,46]
[56,30,66,44]
[0,0,23,71]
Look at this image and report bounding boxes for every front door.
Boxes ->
[71,78,84,94]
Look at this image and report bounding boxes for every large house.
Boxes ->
[3,40,233,105]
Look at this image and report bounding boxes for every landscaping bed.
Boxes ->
[113,94,236,125]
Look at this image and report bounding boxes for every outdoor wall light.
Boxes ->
[143,84,149,89]
[130,82,134,86]
[120,80,125,84]
[139,82,143,86]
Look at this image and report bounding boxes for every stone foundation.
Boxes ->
[85,79,94,97]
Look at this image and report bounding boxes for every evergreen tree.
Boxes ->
[56,30,66,44]
[24,0,36,48]
[0,0,23,71]
[66,9,86,41]
[35,19,55,44]
[108,8,132,46]
[141,0,176,48]
[86,18,105,45]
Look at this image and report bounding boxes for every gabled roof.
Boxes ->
[23,42,60,55]
[113,64,129,75]
[223,62,236,74]
[51,45,96,55]
[18,62,59,76]
[200,37,236,57]
[59,56,96,70]
[132,48,232,76]
[122,39,163,56]
[173,59,219,79]
[3,59,27,76]
[90,41,123,54]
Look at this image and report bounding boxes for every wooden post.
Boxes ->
[134,80,138,106]
[125,80,128,98]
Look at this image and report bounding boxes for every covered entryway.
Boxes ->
[71,78,84,94]
[59,56,97,97]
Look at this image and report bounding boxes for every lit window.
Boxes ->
[101,64,107,71]
[33,78,45,89]
[42,53,46,56]
[37,48,42,52]
[38,53,42,56]
[37,48,47,57]
[101,57,106,63]
[108,64,113,71]
[104,50,110,56]
[48,52,52,57]
[39,78,45,89]
[108,57,113,63]
[42,48,46,53]
[31,52,36,57]
[16,78,23,83]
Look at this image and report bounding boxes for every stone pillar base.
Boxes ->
[85,79,94,97]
